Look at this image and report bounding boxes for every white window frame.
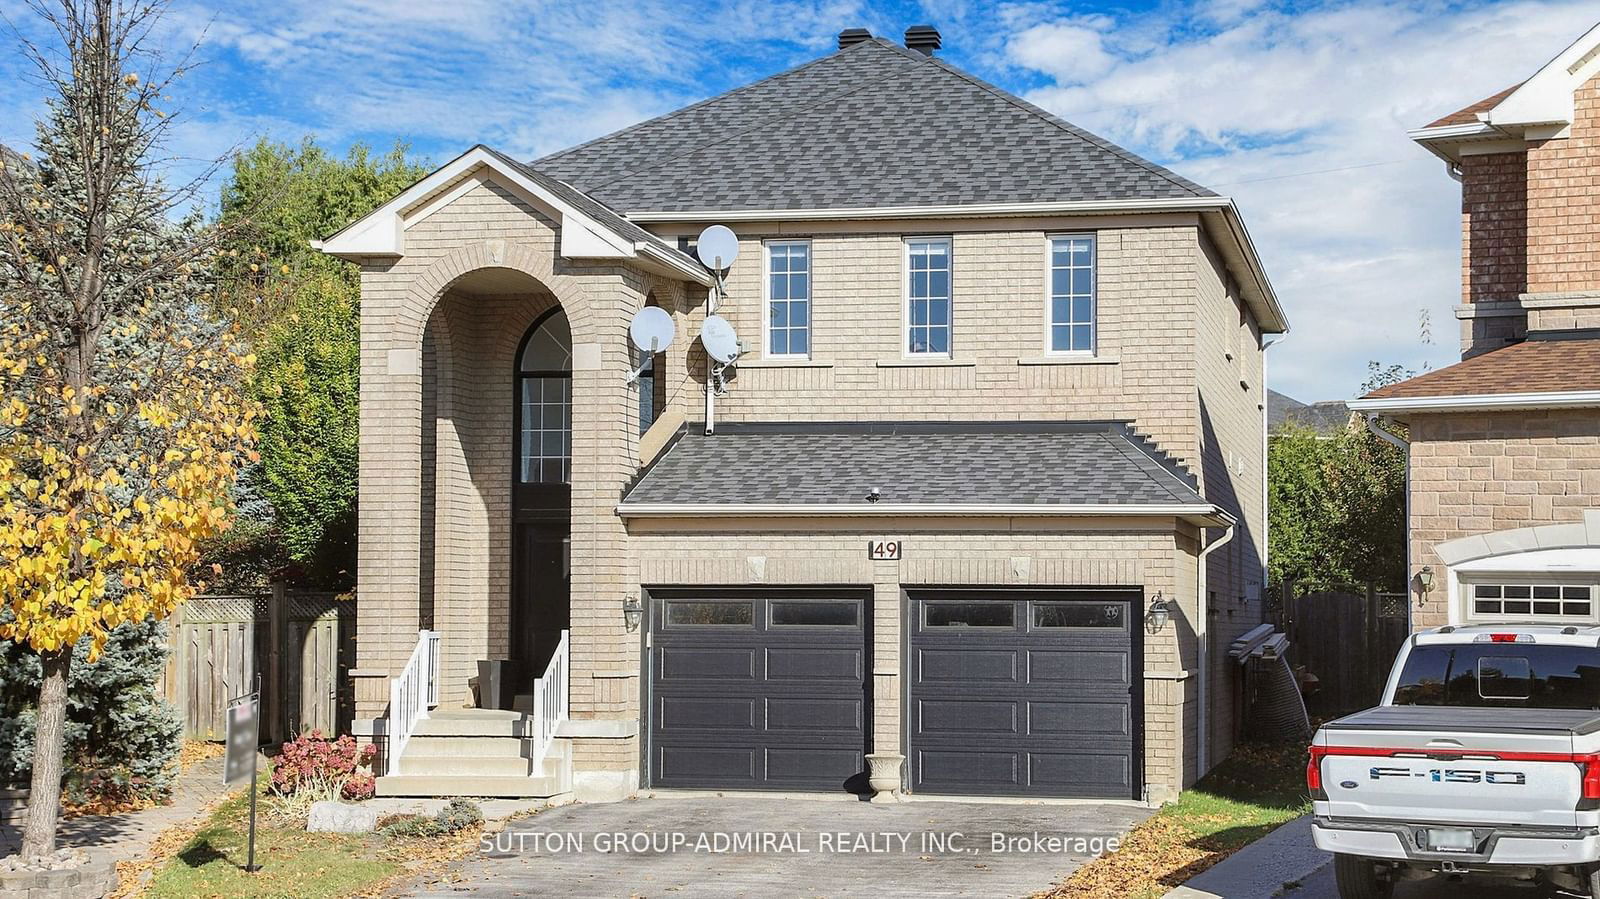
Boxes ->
[1045,232,1097,356]
[763,239,812,360]
[1447,548,1600,625]
[1460,578,1599,624]
[903,236,953,358]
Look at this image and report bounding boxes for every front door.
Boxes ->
[511,306,573,696]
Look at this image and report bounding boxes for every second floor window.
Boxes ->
[1049,234,1095,353]
[766,241,810,357]
[906,237,951,355]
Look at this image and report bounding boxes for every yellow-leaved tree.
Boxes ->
[0,0,260,857]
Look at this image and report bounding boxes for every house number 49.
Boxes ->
[868,540,902,561]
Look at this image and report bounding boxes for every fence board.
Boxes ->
[1274,583,1408,719]
[163,590,352,742]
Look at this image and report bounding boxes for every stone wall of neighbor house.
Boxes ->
[1457,152,1529,355]
[1407,408,1600,629]
[625,520,1200,799]
[1525,71,1600,298]
[1453,71,1600,355]
[351,173,1271,794]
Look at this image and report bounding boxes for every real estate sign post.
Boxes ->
[224,678,262,873]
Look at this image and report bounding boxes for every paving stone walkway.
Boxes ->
[0,753,238,862]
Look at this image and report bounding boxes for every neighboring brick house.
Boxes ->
[319,27,1286,805]
[1351,23,1600,633]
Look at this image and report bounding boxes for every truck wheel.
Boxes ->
[1333,854,1394,899]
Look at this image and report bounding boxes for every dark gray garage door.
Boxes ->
[909,589,1141,799]
[647,589,868,791]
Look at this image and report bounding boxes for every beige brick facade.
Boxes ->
[1405,410,1600,630]
[350,173,1269,799]
[1454,71,1600,355]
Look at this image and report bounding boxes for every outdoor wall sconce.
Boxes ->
[622,594,643,633]
[1145,593,1171,634]
[1416,566,1435,594]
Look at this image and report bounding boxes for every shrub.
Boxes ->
[270,730,375,797]
[0,619,183,803]
[378,798,483,839]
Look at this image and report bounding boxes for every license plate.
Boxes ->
[1426,828,1476,852]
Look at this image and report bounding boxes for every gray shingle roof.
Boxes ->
[620,421,1205,508]
[533,39,1213,213]
[477,146,692,259]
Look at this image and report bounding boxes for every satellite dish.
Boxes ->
[700,315,740,364]
[695,225,740,270]
[628,306,675,354]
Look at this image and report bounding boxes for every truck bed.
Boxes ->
[1324,705,1600,736]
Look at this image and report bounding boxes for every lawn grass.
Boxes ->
[1040,741,1312,899]
[143,778,401,899]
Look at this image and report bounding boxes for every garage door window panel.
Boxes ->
[1033,601,1126,630]
[771,600,860,627]
[665,600,755,627]
[924,601,1016,628]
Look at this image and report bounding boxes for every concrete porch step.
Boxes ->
[401,735,536,757]
[399,754,534,777]
[374,773,563,798]
[412,714,535,738]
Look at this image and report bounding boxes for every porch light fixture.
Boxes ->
[1144,593,1171,634]
[622,594,643,633]
[1417,566,1435,594]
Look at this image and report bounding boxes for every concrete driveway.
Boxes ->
[1290,864,1579,898]
[406,795,1151,898]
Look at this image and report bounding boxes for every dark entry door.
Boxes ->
[511,519,568,676]
[647,589,869,791]
[909,589,1141,799]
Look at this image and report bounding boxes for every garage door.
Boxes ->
[647,589,868,791]
[909,589,1141,799]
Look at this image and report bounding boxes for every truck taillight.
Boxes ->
[1306,747,1326,799]
[1583,757,1600,803]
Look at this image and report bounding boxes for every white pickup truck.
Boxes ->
[1309,624,1600,897]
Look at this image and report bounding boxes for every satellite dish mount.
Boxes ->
[625,306,676,385]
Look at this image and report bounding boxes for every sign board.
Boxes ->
[868,539,902,561]
[224,692,260,786]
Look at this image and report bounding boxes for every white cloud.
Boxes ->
[997,0,1599,401]
[1009,19,1118,83]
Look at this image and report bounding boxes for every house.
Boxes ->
[318,26,1286,805]
[1350,23,1600,632]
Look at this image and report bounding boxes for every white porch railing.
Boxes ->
[529,630,570,768]
[387,629,440,776]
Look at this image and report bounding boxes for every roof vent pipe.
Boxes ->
[838,28,872,50]
[904,24,941,55]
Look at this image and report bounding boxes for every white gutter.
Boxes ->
[1349,390,1600,413]
[617,502,1236,526]
[1406,122,1498,142]
[637,241,714,286]
[624,196,1235,223]
[1195,523,1236,776]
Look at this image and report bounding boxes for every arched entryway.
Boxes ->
[512,306,573,685]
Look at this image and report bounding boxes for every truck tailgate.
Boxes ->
[1315,707,1599,827]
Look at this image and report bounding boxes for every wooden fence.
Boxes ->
[1269,583,1409,718]
[158,587,354,743]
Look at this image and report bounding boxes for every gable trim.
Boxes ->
[314,145,713,285]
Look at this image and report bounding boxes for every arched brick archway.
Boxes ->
[398,241,600,348]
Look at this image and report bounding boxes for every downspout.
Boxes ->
[1196,522,1235,777]
[1365,414,1411,630]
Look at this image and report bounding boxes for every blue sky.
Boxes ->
[2,0,1597,401]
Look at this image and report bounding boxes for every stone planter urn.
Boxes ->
[864,752,905,802]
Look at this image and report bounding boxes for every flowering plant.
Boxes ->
[269,730,375,798]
